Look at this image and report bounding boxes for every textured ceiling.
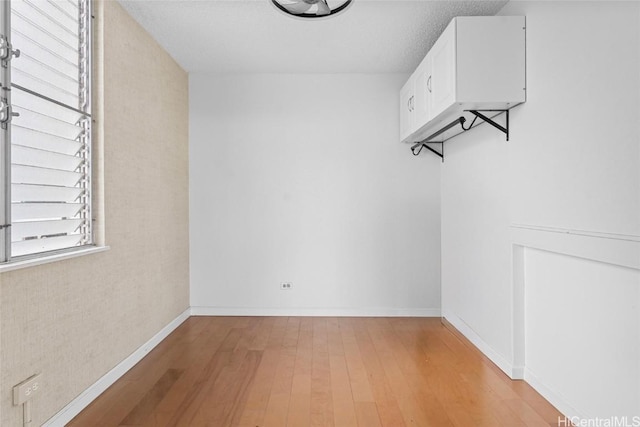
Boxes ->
[118,0,508,73]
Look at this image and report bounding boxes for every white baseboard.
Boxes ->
[190,306,441,317]
[511,365,525,379]
[43,308,191,427]
[442,310,520,379]
[524,368,584,421]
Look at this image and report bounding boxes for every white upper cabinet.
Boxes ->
[399,75,415,142]
[399,16,526,143]
[413,52,432,132]
[429,21,456,121]
[400,52,432,143]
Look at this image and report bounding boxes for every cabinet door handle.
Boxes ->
[427,76,432,93]
[407,98,411,111]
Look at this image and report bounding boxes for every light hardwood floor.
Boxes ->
[69,317,565,426]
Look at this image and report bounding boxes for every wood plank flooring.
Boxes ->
[69,317,565,426]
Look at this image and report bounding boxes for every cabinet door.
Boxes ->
[413,52,432,133]
[430,19,457,119]
[399,77,414,142]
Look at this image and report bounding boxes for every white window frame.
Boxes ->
[0,0,99,267]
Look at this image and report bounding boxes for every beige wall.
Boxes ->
[0,1,190,425]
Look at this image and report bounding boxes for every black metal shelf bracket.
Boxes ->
[411,116,466,163]
[410,109,510,162]
[468,109,509,141]
[411,141,443,159]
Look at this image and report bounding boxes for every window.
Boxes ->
[0,0,92,263]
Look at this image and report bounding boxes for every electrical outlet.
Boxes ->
[280,282,293,290]
[13,374,42,405]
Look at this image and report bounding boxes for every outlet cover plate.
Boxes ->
[13,374,42,405]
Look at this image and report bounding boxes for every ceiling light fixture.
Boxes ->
[271,0,353,19]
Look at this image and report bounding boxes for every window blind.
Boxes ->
[9,0,91,258]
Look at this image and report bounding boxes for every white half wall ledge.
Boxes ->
[42,308,191,427]
[510,224,640,271]
[510,224,640,421]
[190,306,442,317]
[442,309,524,380]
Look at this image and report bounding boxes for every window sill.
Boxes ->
[0,245,110,273]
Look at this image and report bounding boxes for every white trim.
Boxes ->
[524,368,584,421]
[42,308,191,427]
[190,306,441,317]
[511,223,640,242]
[510,224,640,270]
[0,246,110,273]
[511,244,526,379]
[442,309,522,379]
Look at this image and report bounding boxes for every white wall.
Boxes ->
[189,74,441,316]
[441,0,640,420]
